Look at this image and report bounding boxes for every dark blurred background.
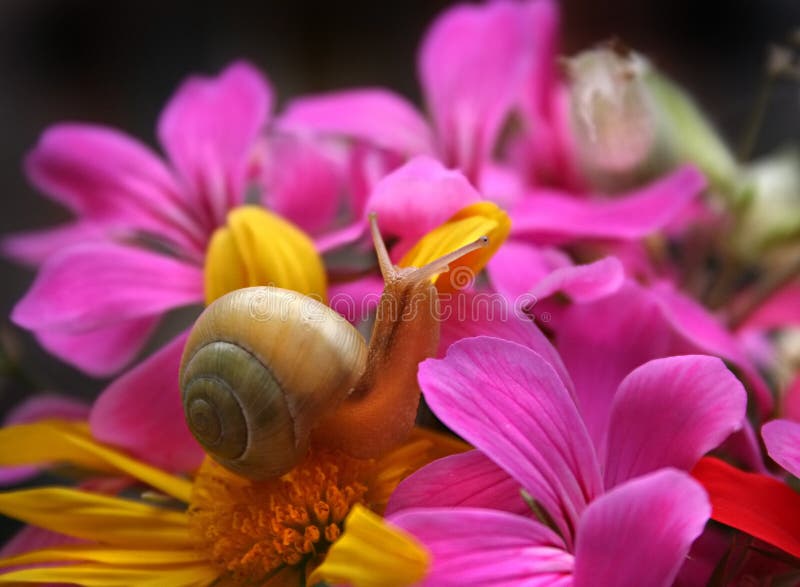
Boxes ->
[0,0,798,416]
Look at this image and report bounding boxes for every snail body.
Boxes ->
[180,214,488,480]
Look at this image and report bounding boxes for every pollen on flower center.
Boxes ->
[188,450,375,583]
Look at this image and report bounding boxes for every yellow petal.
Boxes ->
[0,488,191,547]
[0,545,205,568]
[400,202,511,293]
[0,563,218,586]
[309,504,429,587]
[370,427,471,508]
[0,421,192,503]
[204,205,327,304]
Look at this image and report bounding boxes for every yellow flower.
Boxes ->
[0,421,461,586]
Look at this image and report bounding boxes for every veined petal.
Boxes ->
[12,242,203,332]
[0,421,192,502]
[158,61,272,227]
[278,88,435,157]
[692,456,800,559]
[309,504,429,587]
[602,355,746,488]
[391,508,571,587]
[387,450,530,517]
[400,202,511,293]
[418,337,603,547]
[512,165,706,243]
[573,469,710,587]
[204,205,327,304]
[24,124,204,254]
[762,419,800,478]
[90,331,204,474]
[0,488,191,547]
[0,562,217,586]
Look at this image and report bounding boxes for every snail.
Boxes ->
[179,213,489,480]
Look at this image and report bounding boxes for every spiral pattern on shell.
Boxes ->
[179,287,369,480]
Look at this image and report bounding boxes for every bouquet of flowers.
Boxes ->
[0,1,798,585]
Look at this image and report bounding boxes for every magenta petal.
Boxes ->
[762,419,800,478]
[386,450,529,517]
[438,292,574,398]
[512,166,706,243]
[35,316,159,377]
[573,470,710,587]
[554,282,672,446]
[419,1,533,180]
[262,137,342,234]
[278,88,435,157]
[486,241,571,302]
[529,257,625,303]
[2,222,104,267]
[328,275,383,325]
[24,124,203,254]
[419,336,602,545]
[602,356,746,488]
[158,61,272,226]
[0,394,90,485]
[367,156,482,255]
[739,281,800,332]
[12,242,203,332]
[650,281,773,416]
[90,331,204,472]
[391,508,572,587]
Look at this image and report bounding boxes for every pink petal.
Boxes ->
[419,337,602,546]
[512,166,706,243]
[34,316,159,377]
[650,281,773,416]
[419,1,534,180]
[554,282,673,446]
[762,419,800,478]
[278,88,435,157]
[366,156,482,256]
[157,61,272,228]
[738,281,800,332]
[438,291,575,398]
[486,241,571,301]
[89,331,204,472]
[386,450,530,517]
[391,508,572,587]
[528,256,625,303]
[602,356,747,488]
[12,242,203,332]
[0,394,90,485]
[262,136,343,235]
[328,275,383,325]
[573,469,710,587]
[25,124,204,255]
[2,222,104,267]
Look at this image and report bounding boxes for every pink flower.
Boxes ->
[6,62,272,376]
[5,62,345,473]
[384,336,747,585]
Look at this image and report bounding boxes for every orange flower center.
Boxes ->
[188,450,376,583]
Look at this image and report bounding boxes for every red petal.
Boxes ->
[691,456,800,559]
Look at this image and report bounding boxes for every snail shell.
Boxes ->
[179,286,367,480]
